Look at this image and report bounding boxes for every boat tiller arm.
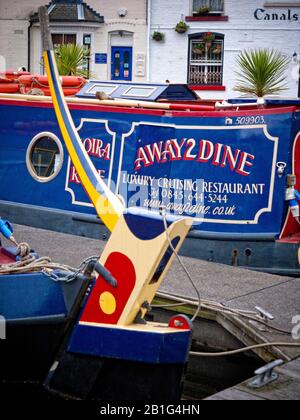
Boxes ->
[94,262,118,288]
[38,7,123,233]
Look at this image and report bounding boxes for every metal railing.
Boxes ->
[189,39,223,85]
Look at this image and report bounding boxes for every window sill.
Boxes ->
[188,85,226,91]
[186,15,229,22]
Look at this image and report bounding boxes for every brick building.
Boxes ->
[0,0,148,81]
[149,0,300,98]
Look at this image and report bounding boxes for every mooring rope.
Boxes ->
[0,243,98,282]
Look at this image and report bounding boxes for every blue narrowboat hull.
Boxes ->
[1,97,300,275]
[0,256,90,382]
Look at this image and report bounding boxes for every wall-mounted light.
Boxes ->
[292,52,300,65]
[118,8,127,18]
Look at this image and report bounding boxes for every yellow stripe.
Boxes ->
[44,51,121,232]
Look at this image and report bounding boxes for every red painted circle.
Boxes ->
[80,252,136,325]
[169,314,192,330]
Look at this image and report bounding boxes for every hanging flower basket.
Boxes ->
[175,21,188,34]
[152,31,165,42]
[202,32,215,43]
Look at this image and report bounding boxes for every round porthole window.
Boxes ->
[26,133,64,183]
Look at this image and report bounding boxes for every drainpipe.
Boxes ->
[147,0,151,82]
[27,19,34,72]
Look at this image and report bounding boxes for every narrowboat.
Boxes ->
[1,76,300,276]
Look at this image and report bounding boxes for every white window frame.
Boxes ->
[192,0,225,14]
[122,86,157,98]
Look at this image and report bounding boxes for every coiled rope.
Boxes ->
[0,242,97,283]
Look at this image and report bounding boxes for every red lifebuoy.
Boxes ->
[0,77,12,84]
[24,86,82,96]
[0,83,20,93]
[0,70,30,81]
[61,76,86,87]
[19,75,86,89]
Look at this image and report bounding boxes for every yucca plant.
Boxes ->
[234,49,290,98]
[55,44,91,78]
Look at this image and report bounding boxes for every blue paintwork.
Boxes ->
[77,81,197,101]
[229,98,300,107]
[124,209,171,240]
[111,47,132,81]
[0,219,13,239]
[0,272,67,320]
[69,323,192,364]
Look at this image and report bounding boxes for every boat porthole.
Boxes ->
[26,133,64,183]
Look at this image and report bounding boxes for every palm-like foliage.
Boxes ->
[234,49,290,98]
[55,44,91,78]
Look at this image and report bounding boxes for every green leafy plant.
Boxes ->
[198,6,210,15]
[152,31,165,42]
[193,43,205,55]
[202,32,215,43]
[55,43,91,78]
[234,49,290,98]
[175,21,188,33]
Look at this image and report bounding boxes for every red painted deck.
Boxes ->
[0,247,16,264]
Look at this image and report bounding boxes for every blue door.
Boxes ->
[111,47,132,81]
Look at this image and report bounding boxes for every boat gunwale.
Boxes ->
[0,95,298,118]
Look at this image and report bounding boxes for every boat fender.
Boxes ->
[0,218,19,247]
[0,219,14,240]
[0,83,20,93]
[0,77,12,83]
[286,175,300,224]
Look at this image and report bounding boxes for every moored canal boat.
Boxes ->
[0,9,194,398]
[0,78,300,276]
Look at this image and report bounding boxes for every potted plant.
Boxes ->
[202,32,215,49]
[152,31,165,42]
[55,43,91,78]
[175,21,188,34]
[212,43,222,55]
[234,49,290,98]
[197,6,210,15]
[193,43,205,55]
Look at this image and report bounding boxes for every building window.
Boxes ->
[188,33,224,86]
[52,34,77,48]
[193,0,224,14]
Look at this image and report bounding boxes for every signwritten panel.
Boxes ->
[65,111,293,234]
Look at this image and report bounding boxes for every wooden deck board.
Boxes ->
[206,357,300,401]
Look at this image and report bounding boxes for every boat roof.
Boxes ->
[76,80,198,101]
[229,98,300,106]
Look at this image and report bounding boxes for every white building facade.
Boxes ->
[0,0,148,82]
[149,0,300,98]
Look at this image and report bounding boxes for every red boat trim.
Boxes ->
[186,15,229,22]
[188,85,226,91]
[279,131,300,240]
[0,98,296,118]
